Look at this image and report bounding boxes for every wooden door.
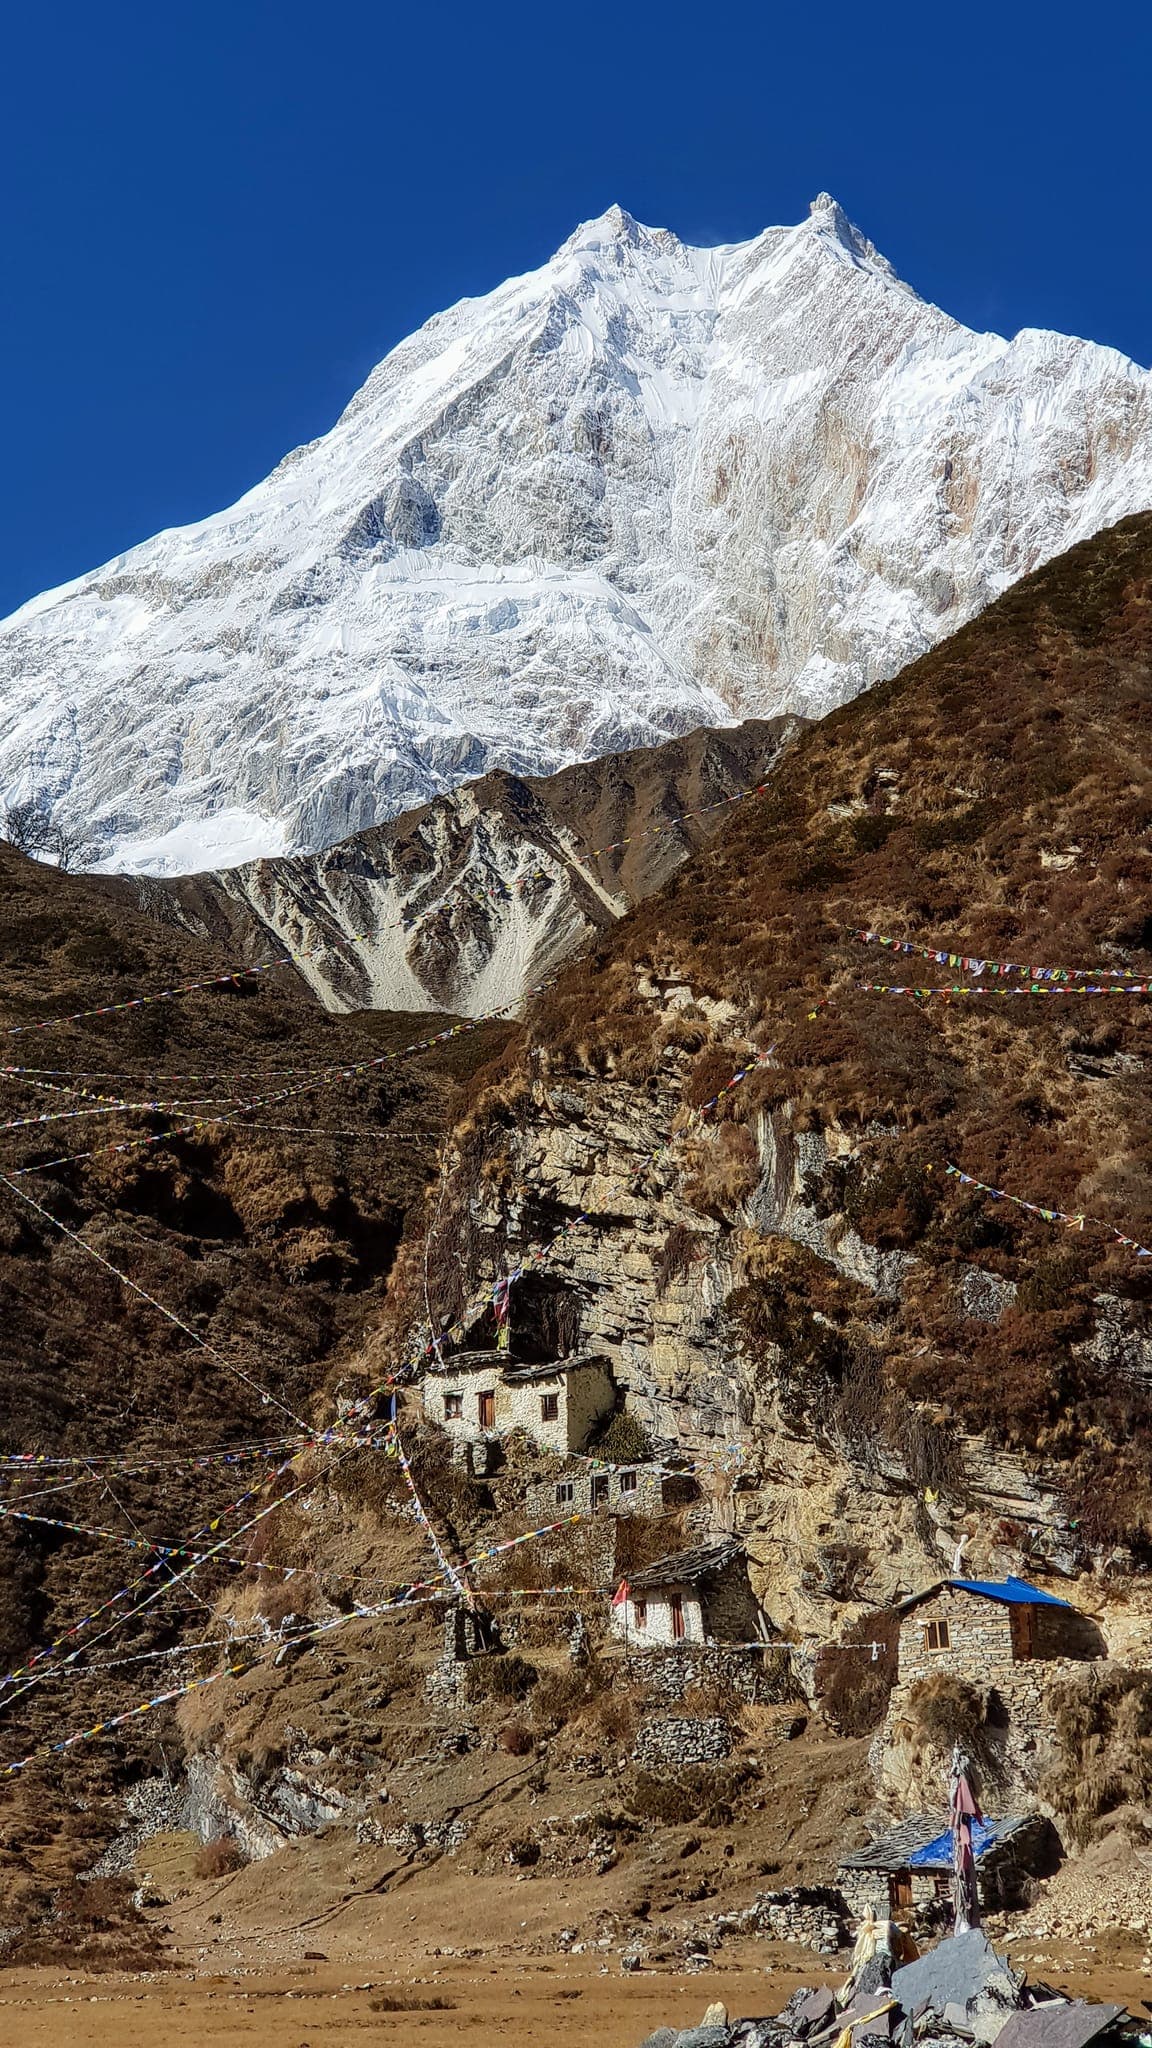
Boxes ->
[670,1592,685,1641]
[889,1870,913,1912]
[478,1390,495,1429]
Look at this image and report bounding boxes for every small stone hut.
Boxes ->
[893,1576,1104,1686]
[526,1461,697,1524]
[611,1538,766,1648]
[422,1349,615,1456]
[839,1812,1058,1920]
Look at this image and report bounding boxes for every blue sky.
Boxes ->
[2,0,1150,618]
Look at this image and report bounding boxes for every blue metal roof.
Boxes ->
[949,1574,1071,1609]
[907,1816,1024,1868]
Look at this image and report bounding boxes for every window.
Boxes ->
[633,1599,647,1630]
[619,1469,638,1495]
[670,1592,685,1641]
[540,1393,559,1423]
[591,1474,609,1508]
[924,1618,951,1652]
[477,1390,495,1429]
[555,1482,574,1506]
[444,1393,463,1420]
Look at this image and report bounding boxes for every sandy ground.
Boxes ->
[3,1938,1148,2048]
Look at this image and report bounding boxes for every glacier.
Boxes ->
[1,193,1151,875]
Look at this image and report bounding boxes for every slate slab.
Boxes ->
[993,2005,1127,2048]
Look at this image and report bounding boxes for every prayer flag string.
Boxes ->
[851,928,1149,982]
[934,1162,1152,1262]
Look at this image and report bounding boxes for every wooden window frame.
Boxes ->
[444,1392,463,1420]
[619,1469,638,1494]
[540,1392,560,1423]
[924,1617,951,1652]
[591,1474,609,1508]
[555,1481,574,1506]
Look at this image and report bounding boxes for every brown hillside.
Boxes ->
[447,511,1152,1548]
[0,847,510,1920]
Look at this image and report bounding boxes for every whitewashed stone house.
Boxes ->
[422,1349,616,1456]
[610,1539,767,1648]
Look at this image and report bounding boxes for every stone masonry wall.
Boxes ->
[526,1463,664,1524]
[633,1715,733,1768]
[627,1642,798,1706]
[898,1588,1016,1687]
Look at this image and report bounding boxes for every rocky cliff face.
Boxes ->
[3,198,1152,872]
[390,514,1152,1666]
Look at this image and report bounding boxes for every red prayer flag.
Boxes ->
[611,1579,630,1609]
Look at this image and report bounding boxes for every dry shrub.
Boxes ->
[681,1673,742,1720]
[255,1575,313,1627]
[194,1836,247,1879]
[628,1760,754,1828]
[683,1123,761,1217]
[655,1223,707,1296]
[462,1652,538,1704]
[1041,1664,1152,1847]
[530,1664,597,1729]
[594,1407,653,1462]
[586,1685,641,1745]
[4,1876,164,1974]
[903,1671,1005,1793]
[612,1511,682,1578]
[497,1722,535,1755]
[371,1995,457,2012]
[815,1610,899,1736]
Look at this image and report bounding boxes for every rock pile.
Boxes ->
[712,1886,850,1955]
[636,1929,1142,2048]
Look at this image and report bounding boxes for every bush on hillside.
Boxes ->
[1041,1665,1152,1847]
[462,1652,538,1704]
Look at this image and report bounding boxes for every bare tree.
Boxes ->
[1,802,98,872]
[1,798,54,859]
[45,823,98,874]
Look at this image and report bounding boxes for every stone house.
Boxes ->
[421,1349,615,1456]
[839,1812,1058,1921]
[892,1576,1104,1687]
[525,1461,697,1525]
[610,1538,767,1649]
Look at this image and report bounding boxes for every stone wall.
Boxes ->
[628,1641,798,1706]
[633,1715,733,1768]
[898,1588,1016,1687]
[879,1654,1097,1804]
[701,1561,767,1643]
[526,1463,665,1524]
[615,1586,706,1646]
[713,1886,852,1954]
[422,1359,614,1454]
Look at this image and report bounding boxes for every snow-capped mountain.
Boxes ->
[3,194,1152,876]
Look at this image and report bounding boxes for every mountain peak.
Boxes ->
[560,204,660,257]
[2,201,1151,875]
[805,190,898,279]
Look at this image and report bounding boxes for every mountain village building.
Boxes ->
[892,1576,1104,1686]
[421,1349,616,1456]
[610,1539,767,1648]
[838,1812,1057,1921]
